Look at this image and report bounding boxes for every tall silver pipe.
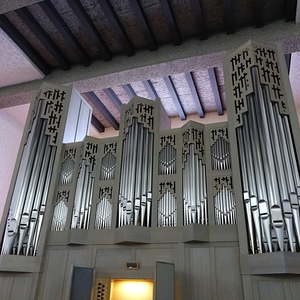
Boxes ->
[118,117,153,227]
[147,132,154,227]
[1,104,43,255]
[183,141,207,225]
[33,146,55,256]
[252,67,284,251]
[134,124,144,225]
[141,128,149,226]
[242,112,263,253]
[236,64,300,253]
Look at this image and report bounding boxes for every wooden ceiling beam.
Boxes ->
[16,7,70,70]
[122,83,137,99]
[103,88,122,112]
[185,72,205,118]
[143,80,158,100]
[91,114,105,133]
[159,0,182,45]
[0,14,51,74]
[98,0,134,56]
[83,92,119,130]
[253,0,264,28]
[285,0,297,22]
[223,0,236,34]
[39,0,91,66]
[190,0,207,40]
[130,0,157,51]
[163,75,186,120]
[67,0,111,61]
[208,67,223,115]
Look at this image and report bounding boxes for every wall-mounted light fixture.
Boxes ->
[126,262,140,270]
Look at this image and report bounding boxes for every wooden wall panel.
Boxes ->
[135,247,175,266]
[289,281,300,300]
[37,249,68,300]
[95,247,135,276]
[0,273,37,300]
[215,247,243,300]
[188,247,212,300]
[243,275,300,300]
[258,281,285,300]
[0,274,14,299]
[10,273,38,300]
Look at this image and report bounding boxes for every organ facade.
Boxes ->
[0,41,300,300]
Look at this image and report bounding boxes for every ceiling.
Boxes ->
[0,0,298,132]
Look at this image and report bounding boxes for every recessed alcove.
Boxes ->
[108,279,153,300]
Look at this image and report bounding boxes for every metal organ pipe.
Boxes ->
[236,64,300,253]
[118,117,154,227]
[159,143,176,175]
[211,136,231,170]
[95,197,112,229]
[214,186,236,225]
[100,152,116,180]
[183,143,207,226]
[71,162,94,230]
[1,94,58,256]
[158,190,176,227]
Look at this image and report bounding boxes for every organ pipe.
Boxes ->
[226,41,300,253]
[118,117,154,227]
[1,85,69,256]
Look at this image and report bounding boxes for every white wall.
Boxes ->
[0,104,29,220]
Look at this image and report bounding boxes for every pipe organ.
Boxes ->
[225,41,300,255]
[0,84,73,256]
[182,125,207,225]
[0,87,237,256]
[2,41,300,300]
[71,141,98,230]
[157,133,178,227]
[208,127,235,226]
[118,113,154,227]
[48,98,235,233]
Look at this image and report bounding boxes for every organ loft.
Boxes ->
[1,40,300,300]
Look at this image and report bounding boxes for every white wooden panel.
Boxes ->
[189,247,212,300]
[0,274,13,299]
[258,281,285,300]
[95,248,135,275]
[38,249,68,300]
[155,262,175,300]
[10,273,37,300]
[289,280,300,300]
[135,248,175,267]
[215,247,243,300]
